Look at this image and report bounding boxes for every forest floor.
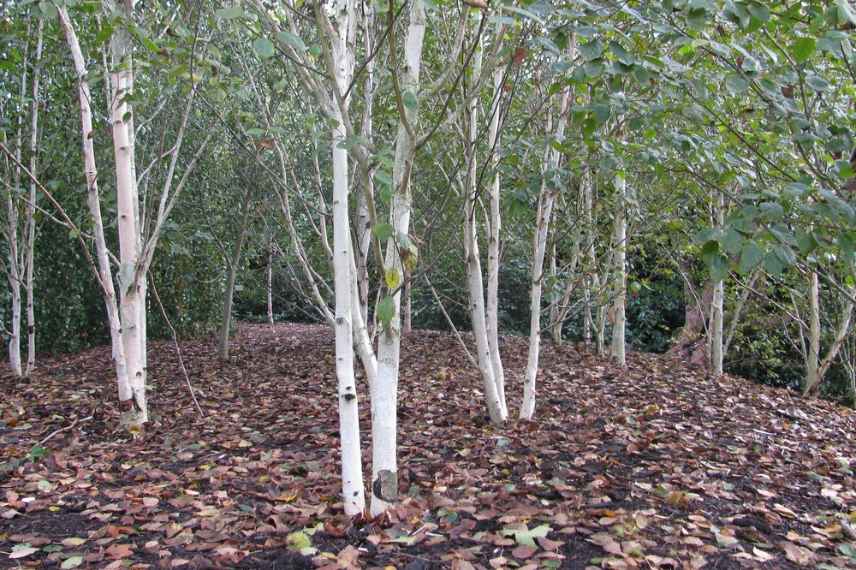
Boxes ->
[2,323,856,570]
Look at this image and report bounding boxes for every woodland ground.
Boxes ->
[1,323,856,570]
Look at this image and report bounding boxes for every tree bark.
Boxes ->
[710,191,725,377]
[24,19,43,377]
[610,171,627,367]
[217,193,253,360]
[58,6,132,403]
[327,0,366,516]
[106,0,147,421]
[371,0,425,516]
[804,271,821,394]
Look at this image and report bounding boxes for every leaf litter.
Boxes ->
[1,323,855,569]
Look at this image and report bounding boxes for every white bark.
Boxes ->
[610,171,627,367]
[267,240,275,325]
[463,31,507,426]
[520,71,571,421]
[804,271,821,394]
[328,0,365,516]
[582,167,594,347]
[371,0,425,516]
[58,7,132,402]
[107,0,146,420]
[485,59,506,413]
[355,1,375,325]
[710,191,725,377]
[24,19,43,377]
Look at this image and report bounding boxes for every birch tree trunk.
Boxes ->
[355,1,375,325]
[610,171,627,367]
[582,167,594,347]
[267,239,275,325]
[24,19,43,377]
[485,60,506,412]
[710,191,725,377]
[218,193,253,360]
[463,31,506,426]
[5,26,29,378]
[804,271,821,394]
[107,0,146,421]
[58,6,132,402]
[371,0,425,516]
[520,71,571,420]
[327,0,366,516]
[549,241,561,343]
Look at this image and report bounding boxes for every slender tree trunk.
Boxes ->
[485,59,506,412]
[549,241,561,343]
[355,1,374,325]
[804,271,821,394]
[328,0,366,517]
[521,59,572,419]
[371,0,425,515]
[5,24,29,378]
[710,191,725,377]
[218,194,252,360]
[267,239,275,325]
[582,167,594,347]
[463,31,506,426]
[610,171,627,367]
[59,7,132,403]
[24,19,43,377]
[106,0,147,421]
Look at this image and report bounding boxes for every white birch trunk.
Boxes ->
[463,30,506,426]
[5,174,22,378]
[108,0,146,420]
[520,76,571,421]
[610,171,627,367]
[58,7,132,402]
[267,240,275,325]
[485,61,506,413]
[355,1,375,325]
[24,19,43,376]
[371,0,425,516]
[582,167,594,347]
[329,0,365,516]
[804,271,821,394]
[710,191,725,377]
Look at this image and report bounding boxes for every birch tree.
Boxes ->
[520,53,571,421]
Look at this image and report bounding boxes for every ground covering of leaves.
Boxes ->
[2,323,856,570]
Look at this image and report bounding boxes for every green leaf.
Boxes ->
[276,31,307,52]
[722,229,743,255]
[253,38,276,59]
[791,37,816,63]
[738,242,763,274]
[61,556,84,569]
[384,268,401,290]
[377,296,395,326]
[373,223,393,242]
[215,6,244,19]
[500,524,552,547]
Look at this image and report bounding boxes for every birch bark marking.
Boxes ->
[58,7,132,402]
[371,0,426,516]
[24,18,44,377]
